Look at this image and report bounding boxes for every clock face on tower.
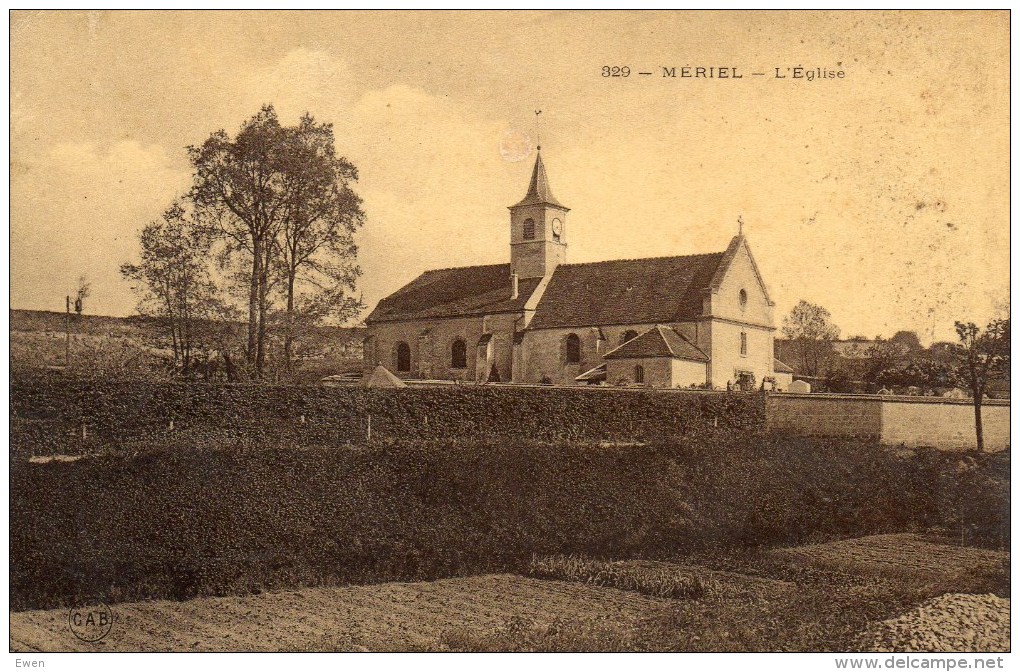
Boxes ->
[551,218,563,240]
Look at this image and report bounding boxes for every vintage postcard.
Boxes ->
[8,9,1010,668]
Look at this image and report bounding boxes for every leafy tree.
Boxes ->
[188,105,363,377]
[823,357,863,393]
[120,202,224,374]
[781,300,840,377]
[861,338,909,391]
[276,114,365,371]
[889,330,923,354]
[903,355,959,393]
[188,106,293,376]
[954,318,1009,452]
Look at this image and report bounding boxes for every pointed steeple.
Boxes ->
[512,150,566,209]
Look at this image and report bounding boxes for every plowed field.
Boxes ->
[772,533,1008,581]
[10,574,670,652]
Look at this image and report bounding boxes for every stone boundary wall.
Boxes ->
[766,393,1010,451]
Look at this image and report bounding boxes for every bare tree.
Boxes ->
[74,275,91,315]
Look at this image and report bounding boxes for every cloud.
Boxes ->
[234,48,354,126]
[11,140,190,315]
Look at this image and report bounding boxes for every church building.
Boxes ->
[363,151,788,389]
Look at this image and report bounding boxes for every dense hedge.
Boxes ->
[10,436,1008,610]
[10,371,764,457]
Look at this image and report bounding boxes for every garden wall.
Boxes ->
[10,372,764,457]
[766,393,1010,451]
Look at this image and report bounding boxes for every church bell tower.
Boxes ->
[508,150,569,280]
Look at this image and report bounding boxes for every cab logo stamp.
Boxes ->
[68,602,114,642]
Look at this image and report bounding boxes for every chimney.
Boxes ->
[510,272,519,300]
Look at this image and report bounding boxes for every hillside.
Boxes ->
[9,309,366,380]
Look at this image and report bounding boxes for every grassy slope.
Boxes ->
[9,308,365,380]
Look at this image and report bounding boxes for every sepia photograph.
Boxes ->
[7,8,1011,665]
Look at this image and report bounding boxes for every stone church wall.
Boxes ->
[706,320,775,389]
[523,322,663,385]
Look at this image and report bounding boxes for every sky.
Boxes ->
[9,10,1010,343]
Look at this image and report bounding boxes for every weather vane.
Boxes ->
[535,110,542,151]
[738,215,744,235]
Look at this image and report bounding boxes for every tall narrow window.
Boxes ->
[396,341,411,372]
[634,365,645,384]
[740,332,748,356]
[565,333,581,364]
[621,329,639,344]
[451,338,467,369]
[523,218,536,240]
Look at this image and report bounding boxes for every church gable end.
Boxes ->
[704,235,774,326]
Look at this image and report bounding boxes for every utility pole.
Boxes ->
[65,295,71,367]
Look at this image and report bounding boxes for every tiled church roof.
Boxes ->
[366,263,541,323]
[527,252,725,329]
[602,325,709,362]
[368,250,727,327]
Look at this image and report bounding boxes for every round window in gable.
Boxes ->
[739,289,748,308]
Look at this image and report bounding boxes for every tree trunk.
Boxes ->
[254,241,271,377]
[247,240,261,367]
[164,291,180,371]
[223,351,237,383]
[973,389,984,453]
[284,269,296,372]
[967,354,985,453]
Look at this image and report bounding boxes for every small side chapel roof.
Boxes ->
[773,358,794,374]
[603,325,709,362]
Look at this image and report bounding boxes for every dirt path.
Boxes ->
[9,574,670,652]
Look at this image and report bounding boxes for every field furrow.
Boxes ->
[10,574,666,652]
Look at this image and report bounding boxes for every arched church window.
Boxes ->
[523,218,536,240]
[634,365,645,384]
[451,338,467,369]
[565,333,581,364]
[621,330,638,344]
[396,341,411,372]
